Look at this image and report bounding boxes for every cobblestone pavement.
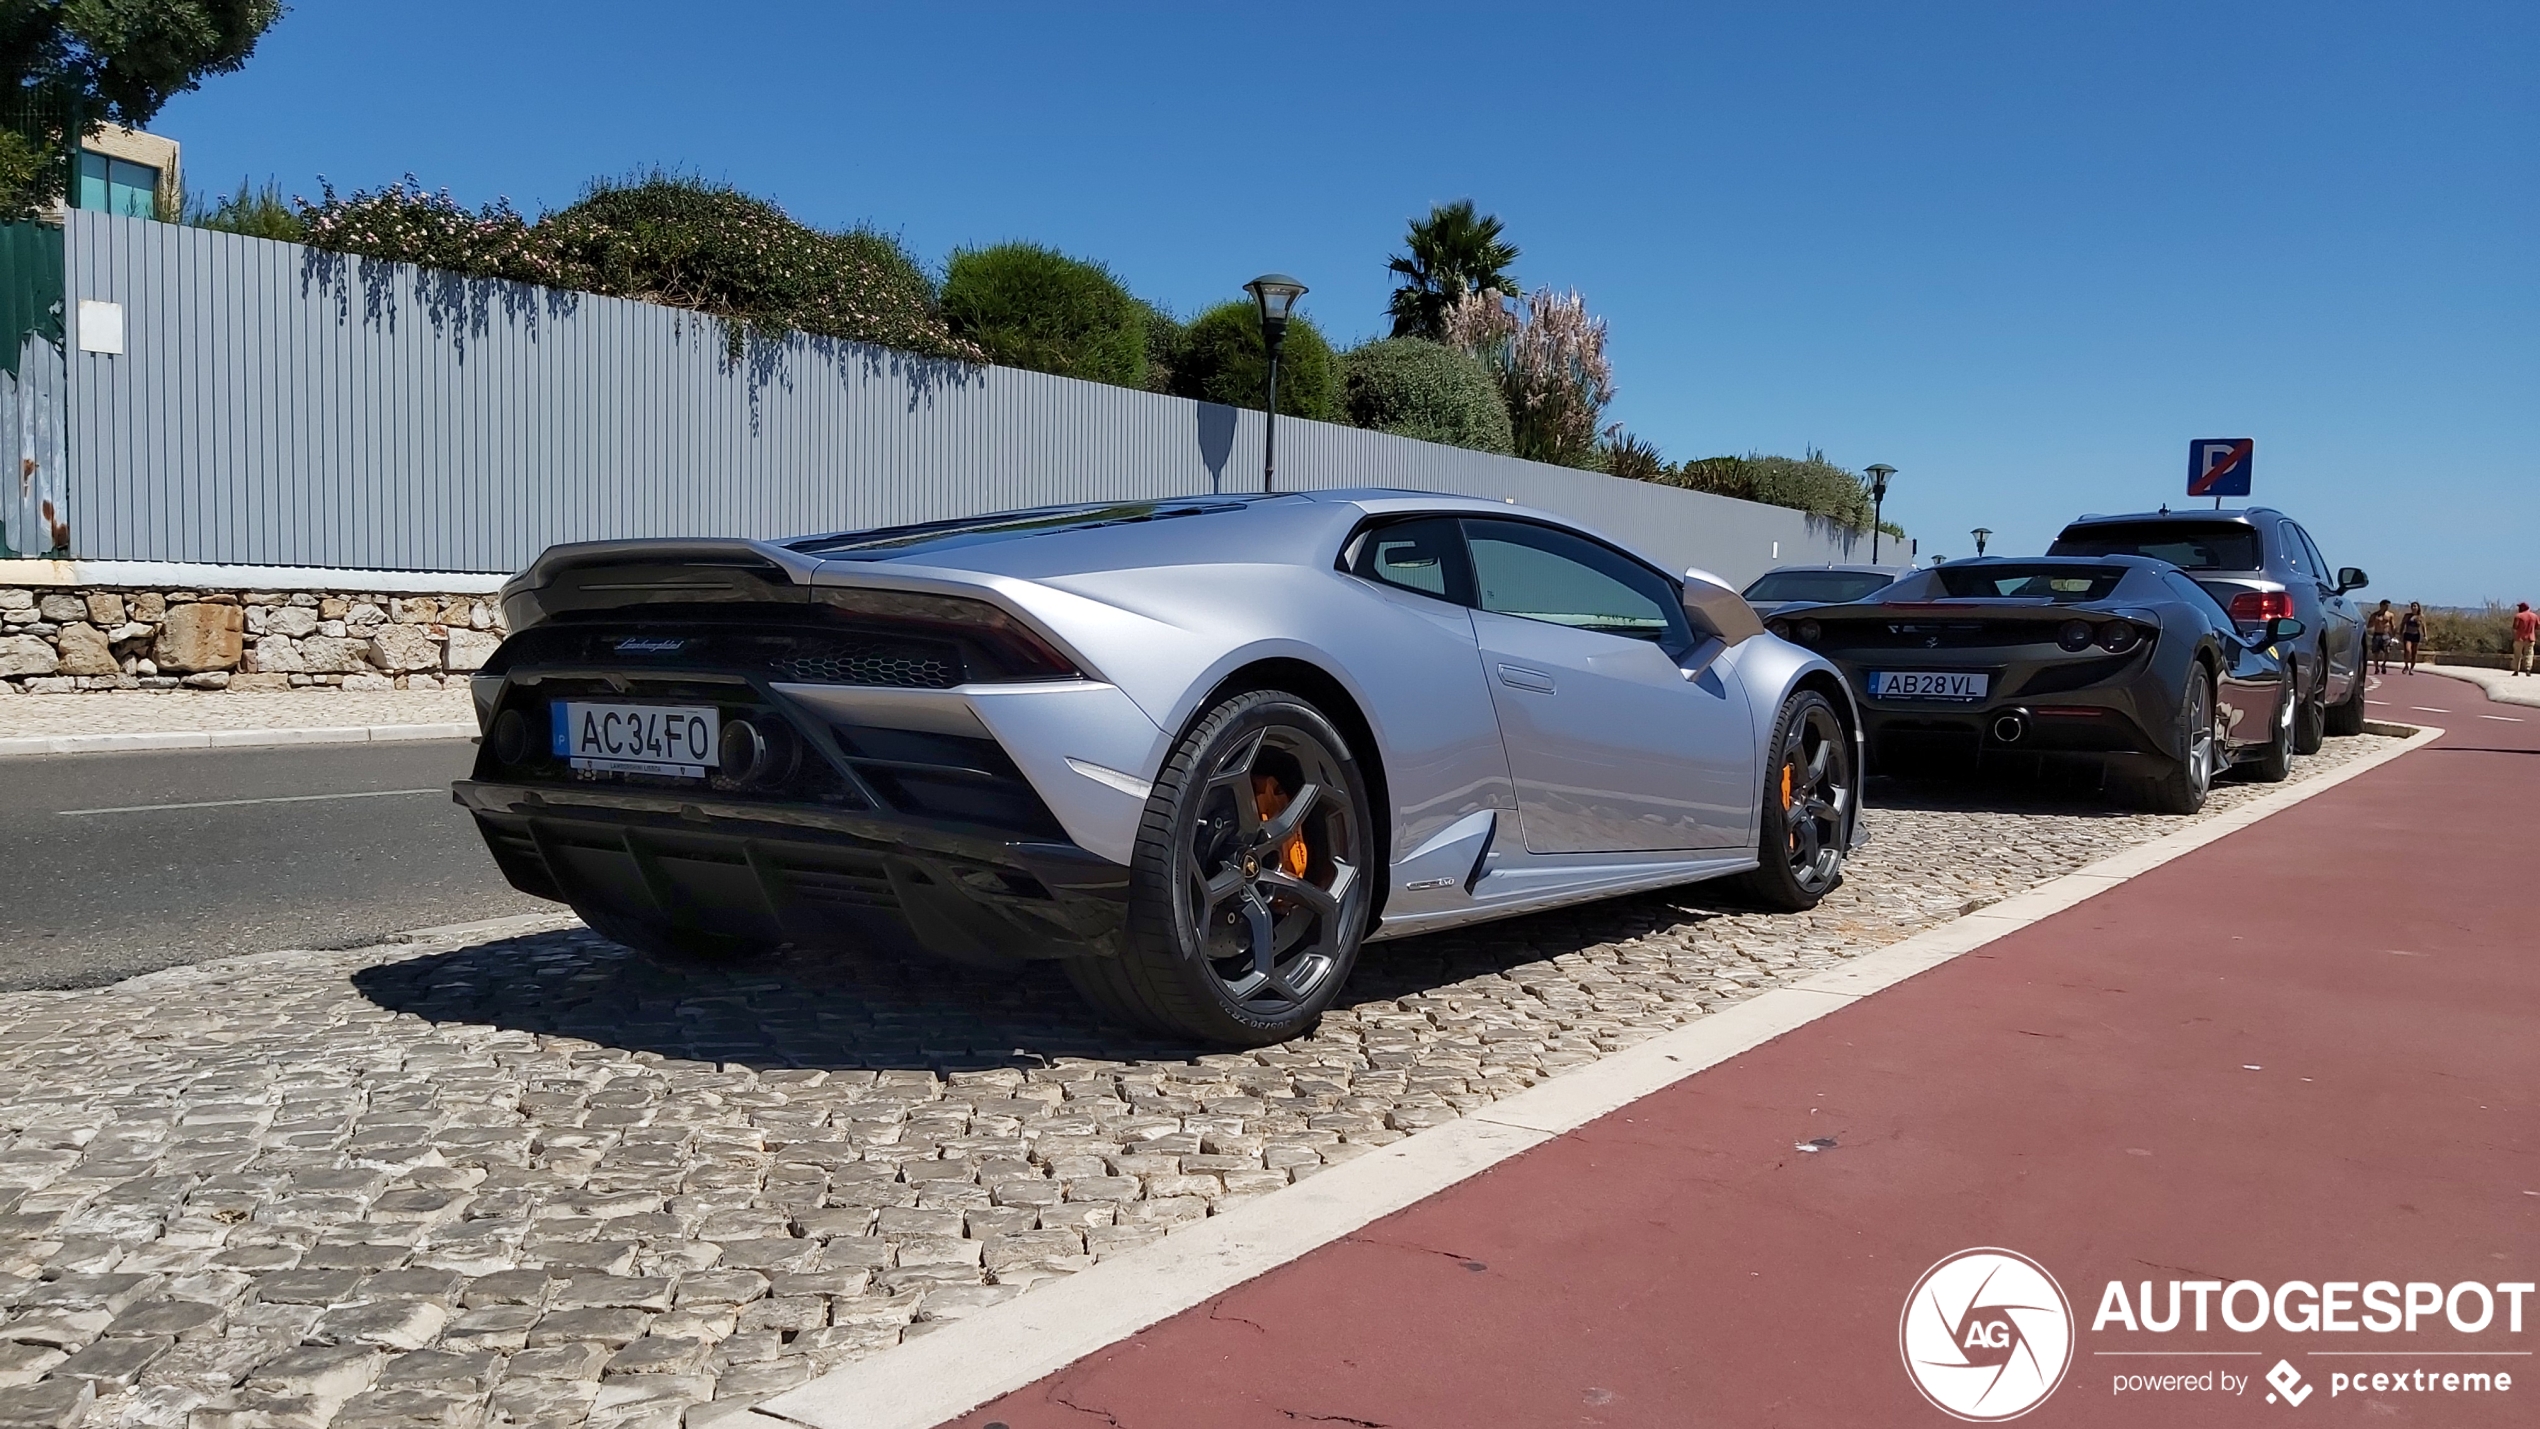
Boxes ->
[0,737,2390,1428]
[0,690,475,740]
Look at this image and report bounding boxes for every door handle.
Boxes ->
[1497,663,1556,694]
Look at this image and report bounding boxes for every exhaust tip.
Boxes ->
[1992,713,2028,744]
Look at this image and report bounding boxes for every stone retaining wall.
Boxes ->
[0,586,506,693]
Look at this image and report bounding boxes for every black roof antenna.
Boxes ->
[2158,503,2170,515]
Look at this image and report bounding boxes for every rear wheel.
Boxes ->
[2238,672,2295,783]
[2128,667,2219,814]
[2293,648,2329,753]
[1737,690,1852,911]
[2323,653,2368,736]
[1065,689,1374,1045]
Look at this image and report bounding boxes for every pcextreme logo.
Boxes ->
[1900,1248,2077,1421]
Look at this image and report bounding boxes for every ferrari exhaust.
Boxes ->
[1992,712,2029,744]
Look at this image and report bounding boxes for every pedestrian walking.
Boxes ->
[2367,599,2397,675]
[2400,602,2425,675]
[2514,601,2538,676]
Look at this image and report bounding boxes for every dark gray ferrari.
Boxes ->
[1764,555,2304,812]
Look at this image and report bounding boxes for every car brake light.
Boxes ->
[2228,591,2294,623]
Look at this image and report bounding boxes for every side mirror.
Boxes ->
[2265,616,2307,644]
[1682,568,1765,647]
[2336,566,2369,594]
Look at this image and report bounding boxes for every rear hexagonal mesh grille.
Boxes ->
[774,637,962,688]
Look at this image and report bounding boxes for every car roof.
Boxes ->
[1750,563,1901,576]
[2059,507,2282,528]
[780,487,1649,580]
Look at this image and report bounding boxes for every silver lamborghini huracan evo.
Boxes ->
[455,490,1865,1045]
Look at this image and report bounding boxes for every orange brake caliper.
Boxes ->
[1252,775,1310,877]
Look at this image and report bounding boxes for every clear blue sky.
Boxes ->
[158,2,2535,605]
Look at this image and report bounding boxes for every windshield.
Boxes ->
[790,498,1262,560]
[1932,565,2126,602]
[2049,521,2261,571]
[1743,569,1896,604]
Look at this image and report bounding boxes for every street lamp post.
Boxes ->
[1971,527,1991,557]
[1864,464,1896,564]
[1244,273,1308,492]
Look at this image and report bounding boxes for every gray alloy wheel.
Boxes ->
[2323,654,2369,736]
[2293,648,2329,754]
[2239,672,2296,783]
[1739,689,1852,911]
[1066,689,1373,1045]
[2132,667,2219,814]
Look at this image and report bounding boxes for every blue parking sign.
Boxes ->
[2189,438,2253,497]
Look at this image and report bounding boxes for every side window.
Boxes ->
[2294,525,2332,582]
[1345,517,1473,605]
[1462,518,1686,645]
[2276,522,2311,576]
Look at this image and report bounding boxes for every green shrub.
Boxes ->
[1139,302,1185,394]
[1601,428,1663,482]
[1172,300,1334,419]
[1663,449,1880,529]
[941,242,1147,388]
[188,177,303,240]
[1338,338,1512,454]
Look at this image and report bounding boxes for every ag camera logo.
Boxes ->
[1901,1248,2075,1421]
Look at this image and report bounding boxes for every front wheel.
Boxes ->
[1737,689,1853,911]
[1065,689,1374,1045]
[2128,667,2219,814]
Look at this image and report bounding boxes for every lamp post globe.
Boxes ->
[1864,463,1897,563]
[1244,274,1309,492]
[1971,526,1992,557]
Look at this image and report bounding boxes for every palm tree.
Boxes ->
[1385,200,1519,340]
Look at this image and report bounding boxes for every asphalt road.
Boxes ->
[0,740,548,991]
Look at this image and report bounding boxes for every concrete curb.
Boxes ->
[0,722,476,758]
[752,723,2444,1429]
[2412,663,2540,711]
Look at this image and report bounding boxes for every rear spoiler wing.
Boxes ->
[502,539,826,629]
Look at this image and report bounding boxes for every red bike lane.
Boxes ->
[948,687,2538,1428]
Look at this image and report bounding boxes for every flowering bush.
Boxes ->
[1442,287,1613,468]
[295,175,981,362]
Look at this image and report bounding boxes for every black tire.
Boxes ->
[2128,666,2219,814]
[578,906,777,968]
[1737,690,1853,911]
[1064,689,1375,1046]
[2293,649,2328,754]
[2237,673,2295,783]
[2323,655,2368,736]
